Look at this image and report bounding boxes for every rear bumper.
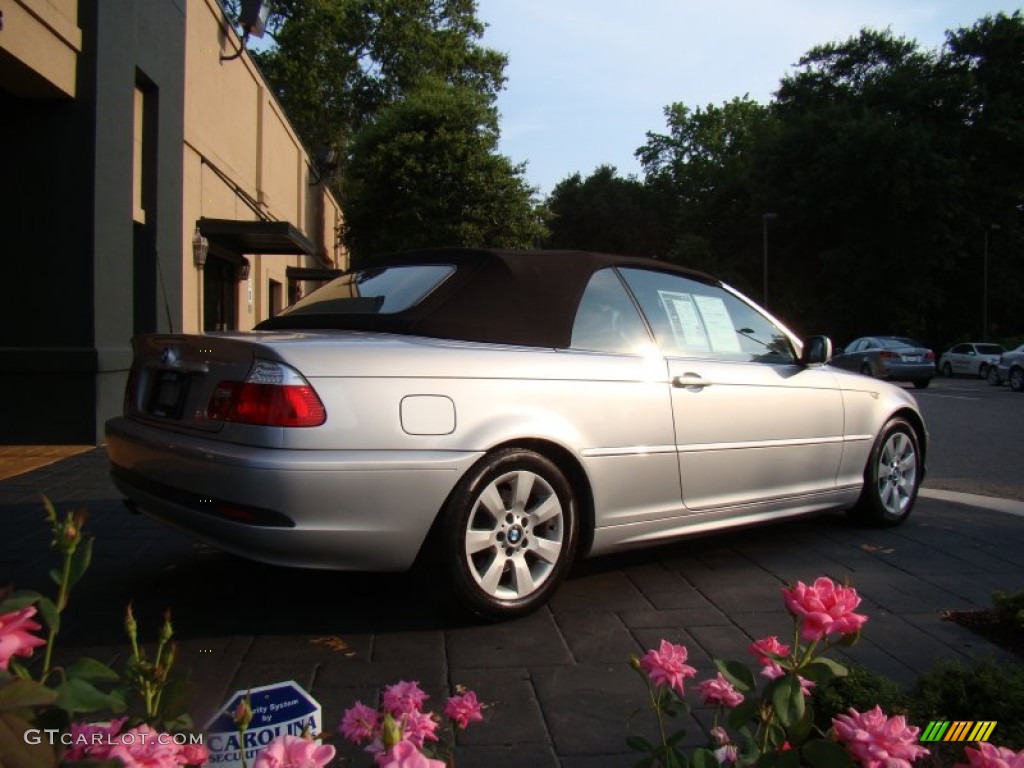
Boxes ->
[105,417,482,571]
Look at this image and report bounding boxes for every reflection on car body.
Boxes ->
[106,249,928,620]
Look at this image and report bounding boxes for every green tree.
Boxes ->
[544,166,670,258]
[238,0,507,151]
[765,28,966,342]
[941,12,1024,342]
[224,0,542,262]
[635,97,776,292]
[341,78,545,263]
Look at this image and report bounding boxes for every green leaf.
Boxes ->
[0,711,57,768]
[802,738,857,767]
[786,700,814,745]
[0,591,43,613]
[691,747,720,768]
[728,697,762,729]
[54,677,122,714]
[48,568,62,587]
[66,657,120,683]
[0,678,59,711]
[837,629,861,647]
[716,659,757,691]
[771,675,805,728]
[800,657,847,683]
[68,536,94,588]
[627,734,653,753]
[36,597,59,636]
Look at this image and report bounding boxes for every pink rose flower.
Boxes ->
[782,577,868,642]
[178,742,210,766]
[748,635,790,665]
[252,734,336,768]
[956,742,1024,768]
[63,717,129,762]
[374,740,445,768]
[340,700,380,744]
[444,691,484,730]
[382,680,429,716]
[710,726,730,746]
[0,606,47,670]
[695,673,744,708]
[639,640,697,697]
[832,706,930,767]
[398,709,439,749]
[714,744,739,764]
[106,725,181,768]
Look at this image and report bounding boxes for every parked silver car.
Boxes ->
[829,336,935,389]
[106,249,927,619]
[938,342,1004,379]
[987,344,1024,392]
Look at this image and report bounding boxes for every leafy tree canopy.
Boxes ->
[341,78,545,263]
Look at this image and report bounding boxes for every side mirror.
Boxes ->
[801,335,833,366]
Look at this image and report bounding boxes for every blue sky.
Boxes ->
[474,1,1022,198]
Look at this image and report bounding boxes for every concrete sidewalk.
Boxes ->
[2,448,1023,766]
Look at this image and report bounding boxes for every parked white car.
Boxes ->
[987,344,1024,392]
[106,248,928,619]
[938,342,1005,379]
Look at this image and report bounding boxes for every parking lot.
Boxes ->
[1,374,1022,766]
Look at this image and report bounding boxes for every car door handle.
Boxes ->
[672,374,711,389]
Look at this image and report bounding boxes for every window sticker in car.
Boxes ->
[693,295,742,353]
[658,291,709,351]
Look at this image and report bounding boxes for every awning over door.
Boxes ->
[198,218,315,255]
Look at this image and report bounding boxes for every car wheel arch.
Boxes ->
[890,406,927,471]
[416,437,597,566]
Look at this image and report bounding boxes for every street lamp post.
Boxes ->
[762,213,777,309]
[983,223,1000,342]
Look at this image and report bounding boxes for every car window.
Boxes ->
[952,344,969,354]
[977,344,1004,355]
[848,339,867,353]
[570,269,652,353]
[280,265,455,316]
[618,268,796,364]
[879,337,919,349]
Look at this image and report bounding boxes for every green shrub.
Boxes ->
[909,657,1024,750]
[811,662,911,732]
[992,589,1024,631]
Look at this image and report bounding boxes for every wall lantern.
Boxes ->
[192,228,209,268]
[239,259,251,281]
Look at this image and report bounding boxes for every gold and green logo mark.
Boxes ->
[920,721,997,743]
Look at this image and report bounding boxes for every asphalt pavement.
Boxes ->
[1,446,1023,767]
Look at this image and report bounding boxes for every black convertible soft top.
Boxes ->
[256,248,719,348]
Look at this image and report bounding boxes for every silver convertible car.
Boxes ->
[106,248,927,619]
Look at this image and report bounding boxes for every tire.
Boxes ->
[978,363,989,380]
[988,366,1002,386]
[850,417,922,527]
[436,448,579,620]
[941,362,952,377]
[912,379,930,389]
[1011,367,1024,393]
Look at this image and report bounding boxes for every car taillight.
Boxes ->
[925,351,935,361]
[206,360,326,427]
[880,351,899,359]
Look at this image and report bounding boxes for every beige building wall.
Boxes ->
[0,0,81,98]
[182,0,346,333]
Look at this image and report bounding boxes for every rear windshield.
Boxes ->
[281,265,455,316]
[879,337,921,348]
